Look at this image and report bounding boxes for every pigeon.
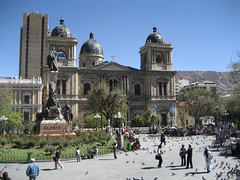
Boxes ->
[85,171,89,175]
[126,161,129,164]
[202,176,206,180]
[142,162,145,165]
[170,162,174,165]
[171,172,176,176]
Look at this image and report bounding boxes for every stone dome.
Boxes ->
[51,19,72,37]
[146,27,164,44]
[80,32,103,55]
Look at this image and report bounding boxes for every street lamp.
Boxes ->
[0,116,8,135]
[223,110,229,124]
[114,112,122,135]
[151,109,156,130]
[94,114,101,130]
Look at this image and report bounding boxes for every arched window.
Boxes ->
[156,52,164,63]
[134,84,141,95]
[57,51,67,59]
[84,83,91,95]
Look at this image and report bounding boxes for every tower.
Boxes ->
[19,12,49,79]
[79,32,104,67]
[139,27,176,126]
[139,27,173,71]
[48,19,78,68]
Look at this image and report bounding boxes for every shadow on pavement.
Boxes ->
[142,166,158,169]
[41,168,56,171]
[165,165,182,168]
[98,158,115,161]
[185,171,209,176]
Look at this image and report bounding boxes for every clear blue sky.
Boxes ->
[0,0,240,77]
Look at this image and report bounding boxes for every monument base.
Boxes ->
[39,119,75,136]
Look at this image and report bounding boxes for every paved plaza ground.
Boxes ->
[0,134,239,180]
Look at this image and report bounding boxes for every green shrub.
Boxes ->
[44,146,55,155]
[25,141,36,148]
[13,139,25,148]
[63,141,69,148]
[51,141,61,147]
[39,141,47,148]
[0,140,6,146]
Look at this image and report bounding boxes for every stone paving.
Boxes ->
[0,134,239,180]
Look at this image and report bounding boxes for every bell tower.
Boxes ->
[47,19,78,68]
[140,27,173,71]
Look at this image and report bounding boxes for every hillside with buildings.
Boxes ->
[176,71,234,95]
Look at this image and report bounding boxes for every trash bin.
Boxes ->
[27,152,32,161]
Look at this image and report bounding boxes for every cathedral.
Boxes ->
[19,12,176,127]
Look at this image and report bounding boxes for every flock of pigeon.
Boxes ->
[121,134,239,180]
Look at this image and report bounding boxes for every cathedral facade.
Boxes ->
[19,12,176,126]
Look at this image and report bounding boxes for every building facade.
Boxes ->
[20,12,176,126]
[0,77,43,121]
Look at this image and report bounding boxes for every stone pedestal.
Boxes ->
[39,119,75,136]
[117,135,124,149]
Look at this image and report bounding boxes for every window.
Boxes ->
[23,111,30,121]
[62,80,67,95]
[24,95,30,104]
[84,83,91,95]
[159,82,167,96]
[109,79,118,91]
[57,51,67,59]
[134,84,141,95]
[156,52,164,63]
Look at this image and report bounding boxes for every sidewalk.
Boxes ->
[0,135,238,180]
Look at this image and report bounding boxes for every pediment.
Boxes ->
[96,62,130,71]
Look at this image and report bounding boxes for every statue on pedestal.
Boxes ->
[47,47,59,72]
[43,83,61,118]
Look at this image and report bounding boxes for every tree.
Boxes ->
[142,106,152,127]
[224,94,240,122]
[228,51,240,93]
[0,89,24,134]
[177,87,219,126]
[87,84,128,127]
[131,114,144,127]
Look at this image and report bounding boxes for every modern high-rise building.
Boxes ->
[19,12,49,79]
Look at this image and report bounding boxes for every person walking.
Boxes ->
[156,144,164,168]
[2,172,12,180]
[26,158,39,180]
[112,140,118,159]
[160,133,166,145]
[203,147,213,172]
[54,147,64,169]
[76,147,81,162]
[186,144,193,169]
[179,144,186,166]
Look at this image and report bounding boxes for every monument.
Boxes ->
[34,47,75,135]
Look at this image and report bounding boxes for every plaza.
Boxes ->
[0,134,238,180]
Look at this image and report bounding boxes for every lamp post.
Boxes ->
[223,110,229,125]
[151,109,156,130]
[0,116,8,135]
[94,114,101,130]
[114,112,122,135]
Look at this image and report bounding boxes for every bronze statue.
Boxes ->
[47,47,59,71]
[62,102,73,122]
